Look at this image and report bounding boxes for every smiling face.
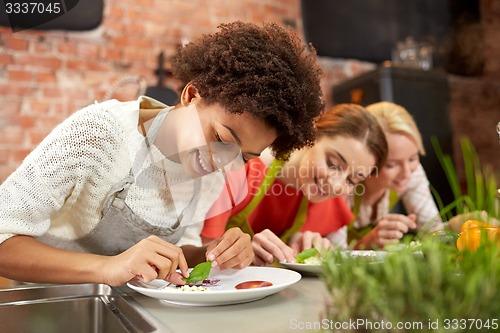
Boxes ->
[366,132,420,193]
[193,101,277,174]
[160,83,277,179]
[294,135,377,203]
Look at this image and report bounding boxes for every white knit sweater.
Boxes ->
[0,97,224,248]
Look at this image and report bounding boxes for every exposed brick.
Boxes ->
[0,98,21,116]
[0,54,13,65]
[28,129,51,146]
[0,84,37,96]
[23,101,51,117]
[56,41,78,55]
[16,55,62,69]
[34,41,54,53]
[34,72,57,84]
[0,150,9,163]
[12,149,31,162]
[8,69,32,82]
[111,36,153,49]
[66,59,109,72]
[35,116,64,131]
[4,37,29,51]
[0,165,17,183]
[19,116,37,130]
[0,0,498,183]
[0,127,24,145]
[77,44,100,59]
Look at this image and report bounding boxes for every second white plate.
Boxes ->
[280,250,389,275]
[279,262,324,275]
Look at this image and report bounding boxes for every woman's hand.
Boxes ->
[448,210,500,232]
[103,235,189,286]
[205,227,254,270]
[356,213,417,250]
[252,229,295,266]
[288,231,331,253]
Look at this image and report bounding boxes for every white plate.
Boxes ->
[280,250,389,275]
[127,266,301,306]
[279,262,324,275]
[343,250,388,261]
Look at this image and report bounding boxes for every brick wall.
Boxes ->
[0,0,499,184]
[0,0,302,181]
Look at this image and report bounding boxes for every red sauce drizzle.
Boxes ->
[235,280,273,290]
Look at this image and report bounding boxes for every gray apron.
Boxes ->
[39,107,201,255]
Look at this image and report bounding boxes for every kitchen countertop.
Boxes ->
[126,275,329,333]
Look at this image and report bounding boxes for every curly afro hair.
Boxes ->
[171,21,325,160]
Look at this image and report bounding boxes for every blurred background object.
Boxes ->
[332,63,454,207]
[0,0,498,190]
[301,0,484,76]
[143,52,179,106]
[103,75,147,101]
[391,37,433,71]
[0,0,104,32]
[301,0,493,207]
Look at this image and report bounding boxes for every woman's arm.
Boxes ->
[354,213,417,250]
[0,235,188,286]
[401,164,443,233]
[0,236,106,284]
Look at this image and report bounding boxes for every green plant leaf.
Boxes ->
[182,261,212,284]
[295,248,319,263]
[462,138,477,203]
[431,135,499,221]
[321,239,500,330]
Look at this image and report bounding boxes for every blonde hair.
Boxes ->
[366,101,425,155]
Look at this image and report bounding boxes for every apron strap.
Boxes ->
[388,189,400,210]
[239,159,285,216]
[225,159,284,235]
[347,189,401,243]
[279,195,309,244]
[226,159,310,244]
[131,106,173,177]
[347,188,370,243]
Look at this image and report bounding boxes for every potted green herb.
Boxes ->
[431,137,499,229]
[319,137,499,333]
[321,239,499,333]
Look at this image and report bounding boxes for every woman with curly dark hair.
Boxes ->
[0,21,324,287]
[172,21,324,159]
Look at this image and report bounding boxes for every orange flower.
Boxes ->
[456,220,500,251]
[460,219,492,233]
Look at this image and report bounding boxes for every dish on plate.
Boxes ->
[384,241,423,254]
[280,250,389,275]
[342,250,388,262]
[127,266,301,306]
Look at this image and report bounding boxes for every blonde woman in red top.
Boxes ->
[202,104,388,265]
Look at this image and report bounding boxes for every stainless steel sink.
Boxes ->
[0,283,172,333]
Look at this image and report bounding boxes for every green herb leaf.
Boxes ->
[295,248,319,263]
[182,261,212,284]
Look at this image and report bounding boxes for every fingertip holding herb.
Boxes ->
[182,261,212,284]
[295,248,319,263]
